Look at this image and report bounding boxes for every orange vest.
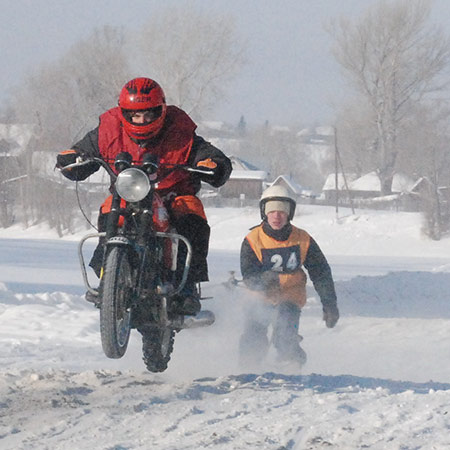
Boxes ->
[245,225,311,306]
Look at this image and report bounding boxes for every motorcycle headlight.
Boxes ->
[115,168,151,202]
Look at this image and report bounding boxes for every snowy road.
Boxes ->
[1,206,450,449]
[1,237,447,291]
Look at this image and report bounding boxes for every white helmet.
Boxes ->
[260,185,296,221]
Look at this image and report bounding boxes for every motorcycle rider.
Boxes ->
[239,185,339,368]
[56,77,232,315]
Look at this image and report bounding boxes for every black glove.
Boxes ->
[56,150,79,168]
[195,158,218,183]
[56,149,99,181]
[323,304,339,328]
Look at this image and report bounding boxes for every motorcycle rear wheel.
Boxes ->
[100,247,133,358]
[141,325,175,372]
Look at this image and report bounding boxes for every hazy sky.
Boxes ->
[2,0,450,126]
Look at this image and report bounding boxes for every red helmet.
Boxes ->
[118,77,167,140]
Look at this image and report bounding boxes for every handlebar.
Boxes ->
[59,157,215,181]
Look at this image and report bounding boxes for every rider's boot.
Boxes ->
[174,282,201,316]
[85,289,101,308]
[85,260,104,307]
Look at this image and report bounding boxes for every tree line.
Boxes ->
[1,0,450,239]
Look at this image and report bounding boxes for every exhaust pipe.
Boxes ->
[176,310,215,329]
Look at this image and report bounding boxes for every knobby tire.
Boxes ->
[100,247,133,358]
[141,322,175,373]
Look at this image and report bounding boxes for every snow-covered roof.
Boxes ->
[229,155,261,171]
[297,128,310,137]
[297,126,334,138]
[230,169,268,180]
[270,125,290,134]
[350,172,416,193]
[315,126,334,136]
[198,120,225,131]
[270,175,304,195]
[323,171,416,193]
[322,173,358,191]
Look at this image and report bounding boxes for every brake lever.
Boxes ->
[58,157,117,180]
[59,159,94,171]
[186,167,215,176]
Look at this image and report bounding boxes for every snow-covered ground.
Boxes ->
[1,205,450,449]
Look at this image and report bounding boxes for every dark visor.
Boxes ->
[122,106,162,125]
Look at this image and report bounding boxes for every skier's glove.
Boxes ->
[323,304,339,328]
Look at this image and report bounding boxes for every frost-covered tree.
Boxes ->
[136,4,245,120]
[9,26,130,232]
[330,0,450,194]
[13,26,130,150]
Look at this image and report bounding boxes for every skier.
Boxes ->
[56,77,232,315]
[239,185,339,367]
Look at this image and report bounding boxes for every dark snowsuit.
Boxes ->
[239,221,337,366]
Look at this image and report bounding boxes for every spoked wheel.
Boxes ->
[140,325,175,373]
[100,247,133,358]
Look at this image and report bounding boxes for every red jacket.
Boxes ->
[98,105,196,193]
[66,105,232,197]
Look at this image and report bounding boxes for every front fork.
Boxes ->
[77,230,193,303]
[78,191,130,297]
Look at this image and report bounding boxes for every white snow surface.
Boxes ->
[1,205,450,449]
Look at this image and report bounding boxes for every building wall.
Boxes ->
[220,179,264,199]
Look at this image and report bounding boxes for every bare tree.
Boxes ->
[136,4,245,120]
[7,8,246,233]
[238,124,328,192]
[10,26,131,233]
[335,99,378,177]
[398,102,450,238]
[330,0,450,194]
[14,26,130,149]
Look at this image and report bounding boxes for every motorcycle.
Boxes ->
[61,153,215,372]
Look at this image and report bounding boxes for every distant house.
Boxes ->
[322,171,420,210]
[321,172,358,203]
[349,171,416,199]
[269,175,314,201]
[0,124,38,226]
[217,156,268,200]
[0,123,37,180]
[297,126,334,145]
[200,155,268,203]
[402,177,450,214]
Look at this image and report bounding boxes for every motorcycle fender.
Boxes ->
[105,236,138,267]
[106,236,132,247]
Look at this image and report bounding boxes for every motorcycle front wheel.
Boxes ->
[100,246,133,358]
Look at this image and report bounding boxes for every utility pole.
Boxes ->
[334,127,355,216]
[334,128,339,216]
